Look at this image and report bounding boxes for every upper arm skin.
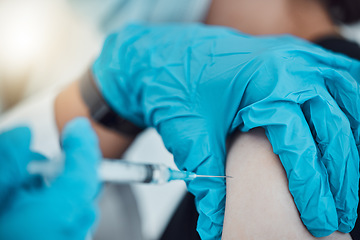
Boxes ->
[222,128,352,240]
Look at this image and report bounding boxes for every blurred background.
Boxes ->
[0,0,359,239]
[0,0,210,113]
[0,0,96,111]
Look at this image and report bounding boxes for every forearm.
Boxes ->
[54,74,135,158]
[222,128,352,240]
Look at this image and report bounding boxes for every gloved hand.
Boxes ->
[92,24,360,238]
[0,126,44,206]
[0,118,101,240]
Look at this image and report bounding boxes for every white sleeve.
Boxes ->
[0,87,61,158]
[68,0,212,33]
[146,0,212,23]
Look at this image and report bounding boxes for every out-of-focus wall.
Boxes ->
[0,0,102,113]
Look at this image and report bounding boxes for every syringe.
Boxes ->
[27,159,231,184]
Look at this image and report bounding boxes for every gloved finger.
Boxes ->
[302,94,359,233]
[181,139,226,240]
[189,174,226,240]
[0,127,32,184]
[59,117,101,199]
[323,67,360,150]
[159,117,226,240]
[0,127,40,203]
[239,102,338,237]
[0,126,31,152]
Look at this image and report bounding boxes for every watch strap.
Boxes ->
[79,70,144,137]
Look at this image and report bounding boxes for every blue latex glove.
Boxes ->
[0,127,44,206]
[0,118,101,240]
[92,24,360,238]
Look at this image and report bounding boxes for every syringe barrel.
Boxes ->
[28,159,172,184]
[99,160,170,184]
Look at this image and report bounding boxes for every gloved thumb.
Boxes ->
[59,118,101,198]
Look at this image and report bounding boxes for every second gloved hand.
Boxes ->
[0,118,101,240]
[92,24,360,239]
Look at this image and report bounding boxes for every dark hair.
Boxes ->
[324,0,360,24]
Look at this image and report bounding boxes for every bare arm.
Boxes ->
[54,75,135,158]
[222,128,351,240]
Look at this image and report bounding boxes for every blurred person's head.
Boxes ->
[205,0,360,40]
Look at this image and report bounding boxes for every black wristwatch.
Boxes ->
[79,70,144,137]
